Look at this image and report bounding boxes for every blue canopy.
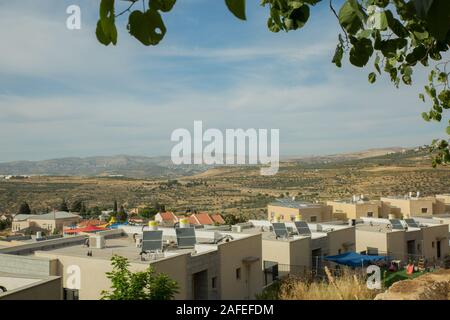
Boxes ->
[324,252,388,267]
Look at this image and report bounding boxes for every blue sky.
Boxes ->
[0,0,448,162]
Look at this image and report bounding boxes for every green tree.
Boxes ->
[139,207,158,219]
[70,199,84,213]
[116,205,128,222]
[113,200,118,214]
[80,202,88,216]
[58,199,69,212]
[101,255,179,300]
[96,0,450,165]
[223,213,247,225]
[18,202,31,215]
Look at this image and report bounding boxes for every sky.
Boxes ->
[0,0,448,162]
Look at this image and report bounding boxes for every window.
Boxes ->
[63,288,79,300]
[310,216,317,222]
[338,249,342,254]
[432,241,435,248]
[290,216,295,222]
[280,215,284,220]
[270,212,275,218]
[212,277,217,289]
[421,208,428,214]
[367,212,373,217]
[236,268,241,280]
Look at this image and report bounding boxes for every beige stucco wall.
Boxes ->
[267,205,332,223]
[0,276,62,300]
[327,202,380,219]
[12,220,30,232]
[12,217,81,234]
[380,198,436,218]
[356,230,388,255]
[34,251,189,300]
[386,231,407,260]
[32,217,81,233]
[261,237,311,269]
[421,224,449,262]
[218,234,263,300]
[327,227,356,255]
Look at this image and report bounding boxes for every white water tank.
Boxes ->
[179,218,190,228]
[36,231,43,240]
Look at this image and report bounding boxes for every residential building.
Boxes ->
[327,197,381,220]
[380,193,446,218]
[188,213,226,226]
[234,220,355,284]
[436,194,450,213]
[355,217,449,263]
[0,273,62,300]
[12,212,81,234]
[0,226,264,300]
[267,199,332,223]
[154,211,179,226]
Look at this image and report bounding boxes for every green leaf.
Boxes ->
[422,112,430,121]
[447,126,450,135]
[128,9,167,46]
[285,4,310,30]
[332,43,344,68]
[339,0,365,35]
[100,0,115,36]
[437,72,448,83]
[385,10,408,38]
[349,37,373,67]
[368,72,377,83]
[422,0,450,41]
[96,20,111,46]
[150,0,177,12]
[225,0,246,20]
[419,93,425,102]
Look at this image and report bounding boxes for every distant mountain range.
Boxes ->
[0,155,208,178]
[0,147,413,178]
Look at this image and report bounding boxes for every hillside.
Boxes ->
[0,155,206,178]
[0,147,448,216]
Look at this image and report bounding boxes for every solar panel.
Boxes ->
[272,223,288,238]
[142,230,163,252]
[404,218,420,228]
[294,221,311,236]
[389,219,404,230]
[175,227,196,248]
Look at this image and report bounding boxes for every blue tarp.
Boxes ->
[324,252,388,267]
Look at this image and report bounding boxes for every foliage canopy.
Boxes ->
[101,254,179,300]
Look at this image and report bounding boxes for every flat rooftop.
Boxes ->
[238,220,351,242]
[21,227,256,264]
[269,199,324,209]
[328,199,379,205]
[354,217,439,233]
[35,237,198,264]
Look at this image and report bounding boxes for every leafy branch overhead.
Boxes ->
[96,0,450,165]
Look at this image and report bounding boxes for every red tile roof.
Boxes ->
[187,215,198,225]
[159,211,178,222]
[211,214,225,224]
[188,213,216,225]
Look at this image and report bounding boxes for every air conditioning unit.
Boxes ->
[89,235,105,249]
[231,225,242,233]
